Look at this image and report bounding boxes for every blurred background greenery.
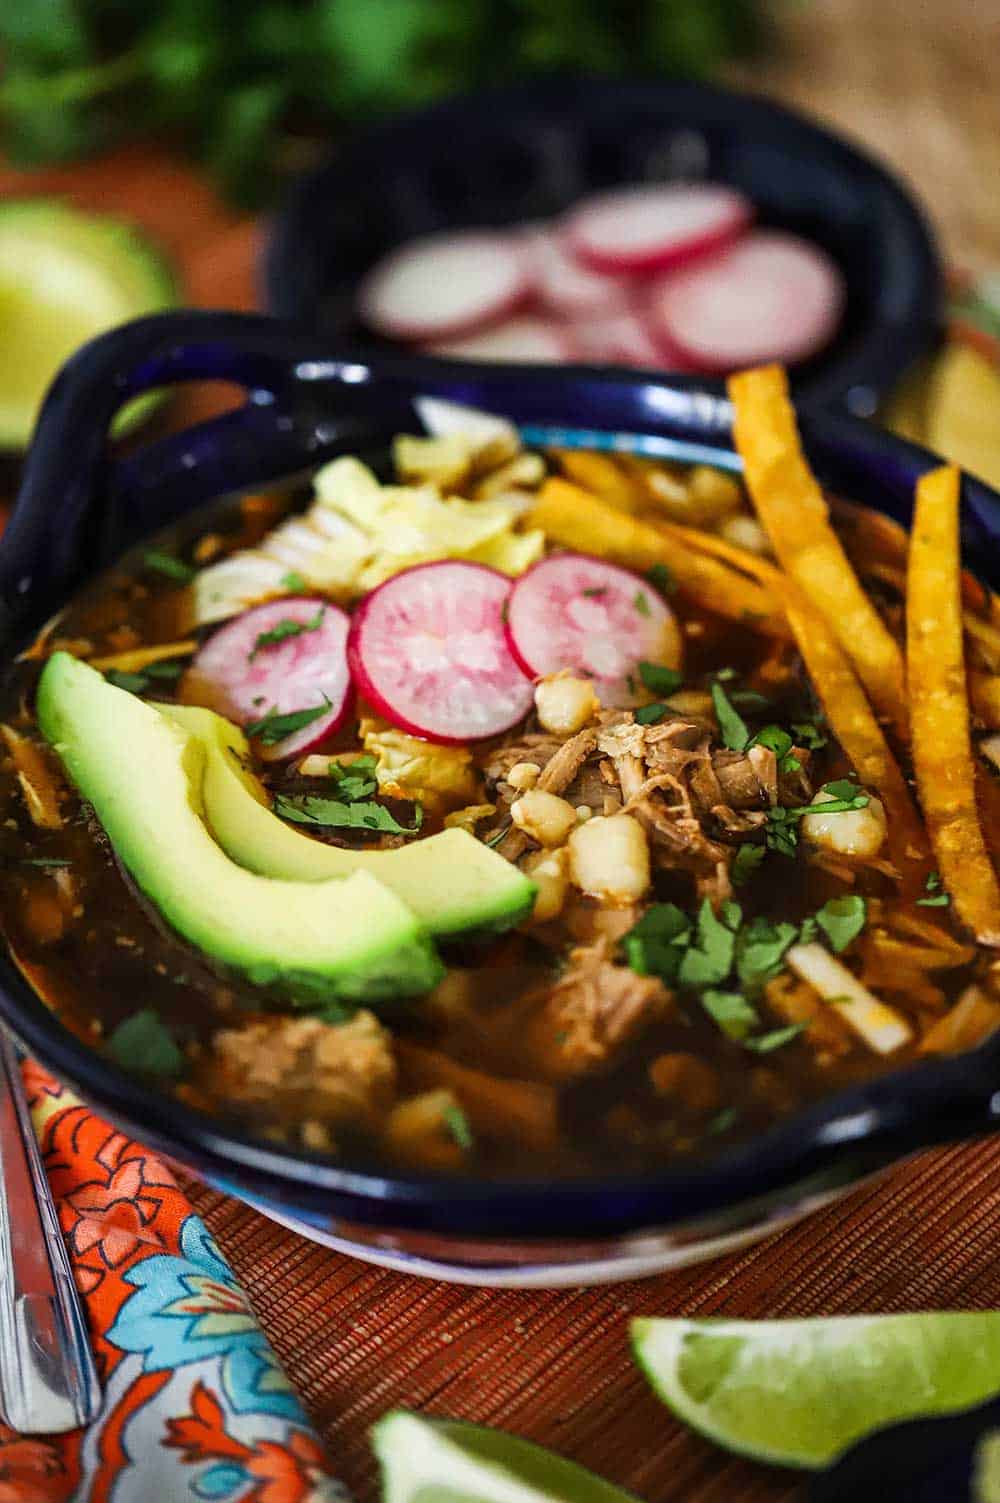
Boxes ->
[0,0,768,204]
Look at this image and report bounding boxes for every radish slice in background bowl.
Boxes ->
[648,229,846,371]
[358,230,532,342]
[186,597,353,760]
[523,224,632,317]
[425,315,575,364]
[565,183,752,275]
[505,553,681,707]
[347,561,534,744]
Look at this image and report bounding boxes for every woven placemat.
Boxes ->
[186,1137,1000,1501]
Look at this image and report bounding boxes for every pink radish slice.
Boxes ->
[523,224,632,317]
[570,308,666,369]
[565,183,752,275]
[358,231,532,342]
[347,562,533,744]
[425,316,575,364]
[505,553,680,707]
[189,598,353,760]
[648,230,846,371]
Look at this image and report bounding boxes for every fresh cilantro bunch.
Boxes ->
[0,0,766,203]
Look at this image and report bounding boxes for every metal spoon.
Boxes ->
[0,1028,101,1432]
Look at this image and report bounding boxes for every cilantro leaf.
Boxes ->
[274,794,422,837]
[749,724,801,774]
[245,698,331,745]
[700,988,758,1041]
[647,563,677,596]
[282,571,307,592]
[765,807,800,857]
[730,689,772,711]
[106,1009,185,1078]
[798,916,819,944]
[623,903,691,981]
[815,894,867,953]
[735,916,799,990]
[818,778,868,804]
[444,1103,473,1150]
[638,661,683,696]
[145,659,186,680]
[106,669,150,693]
[707,1106,740,1135]
[633,589,651,618]
[732,842,766,886]
[635,702,669,725]
[711,681,750,751]
[678,899,738,988]
[790,720,827,750]
[248,606,324,660]
[917,871,950,907]
[143,549,194,584]
[745,1023,807,1053]
[325,754,378,802]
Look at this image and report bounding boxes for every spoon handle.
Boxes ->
[0,1028,101,1433]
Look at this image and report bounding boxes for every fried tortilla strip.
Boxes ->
[971,673,1000,729]
[729,365,908,742]
[552,449,646,512]
[89,639,198,672]
[907,464,1000,945]
[528,477,788,636]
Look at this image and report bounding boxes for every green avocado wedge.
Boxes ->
[161,703,536,938]
[36,654,442,1005]
[0,201,176,450]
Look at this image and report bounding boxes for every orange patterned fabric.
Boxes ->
[13,1061,346,1503]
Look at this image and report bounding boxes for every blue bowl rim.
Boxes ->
[265,72,943,417]
[1,310,998,1241]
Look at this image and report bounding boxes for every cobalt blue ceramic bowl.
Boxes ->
[265,76,942,418]
[1,311,998,1285]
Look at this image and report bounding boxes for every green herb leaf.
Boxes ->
[106,1009,185,1078]
[143,550,194,584]
[623,903,691,981]
[745,1023,807,1054]
[916,871,950,907]
[732,842,766,886]
[647,563,677,596]
[711,680,750,751]
[678,898,738,988]
[282,572,307,592]
[444,1102,473,1150]
[245,698,331,745]
[798,916,819,945]
[790,720,827,750]
[144,659,187,680]
[638,661,683,696]
[105,669,150,693]
[326,754,378,803]
[633,589,651,618]
[274,794,423,837]
[248,605,324,660]
[700,988,758,1041]
[714,667,738,681]
[819,778,867,803]
[765,807,800,857]
[730,689,772,711]
[815,894,868,953]
[582,586,608,599]
[634,701,669,725]
[736,916,799,991]
[707,1106,740,1135]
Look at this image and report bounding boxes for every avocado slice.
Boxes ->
[0,202,176,449]
[36,654,442,1004]
[161,703,536,938]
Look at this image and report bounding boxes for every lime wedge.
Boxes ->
[632,1313,1000,1470]
[0,200,176,449]
[372,1410,638,1503]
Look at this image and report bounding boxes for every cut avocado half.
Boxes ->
[36,654,442,1005]
[161,703,537,938]
[0,201,177,450]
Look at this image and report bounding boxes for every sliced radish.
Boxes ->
[523,223,632,317]
[648,230,846,371]
[505,553,680,706]
[570,308,666,369]
[187,598,353,760]
[565,183,752,275]
[425,315,574,364]
[347,562,533,743]
[358,231,532,342]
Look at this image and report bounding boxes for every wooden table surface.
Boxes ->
[2,3,999,1496]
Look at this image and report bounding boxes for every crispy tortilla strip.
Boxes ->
[919,984,1000,1056]
[552,449,646,512]
[653,520,785,587]
[971,673,1000,729]
[89,639,198,673]
[0,723,64,830]
[907,464,1000,946]
[729,365,908,742]
[527,477,788,635]
[976,761,1000,865]
[395,1040,557,1151]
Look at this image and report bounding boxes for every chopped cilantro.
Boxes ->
[732,842,766,886]
[106,1009,185,1078]
[798,915,819,945]
[790,720,827,750]
[638,661,683,696]
[735,916,798,991]
[700,988,758,1041]
[144,659,186,680]
[325,754,377,803]
[917,871,950,907]
[749,724,800,774]
[444,1103,474,1150]
[714,667,738,681]
[105,669,149,693]
[818,778,866,803]
[633,589,651,618]
[282,571,307,592]
[248,606,325,660]
[768,781,870,855]
[635,702,669,725]
[730,689,772,712]
[815,895,867,953]
[143,550,195,584]
[274,794,423,836]
[647,563,677,596]
[677,899,739,988]
[707,1106,740,1135]
[623,903,691,981]
[765,808,800,856]
[745,1023,807,1054]
[245,698,331,745]
[711,681,750,751]
[582,586,608,599]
